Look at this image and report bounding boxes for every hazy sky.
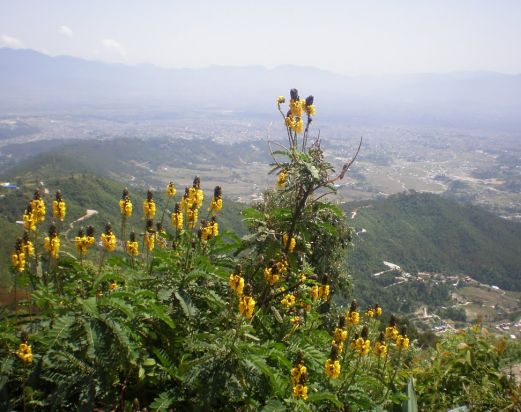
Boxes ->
[1,0,520,75]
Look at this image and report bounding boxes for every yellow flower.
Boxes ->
[210,219,219,237]
[352,337,371,356]
[291,363,307,384]
[282,233,296,253]
[119,198,133,217]
[290,316,301,326]
[319,284,330,300]
[101,231,116,252]
[239,295,255,320]
[229,274,245,296]
[263,267,280,286]
[385,326,398,341]
[304,104,316,116]
[292,384,308,400]
[374,340,388,358]
[22,239,34,257]
[187,208,198,230]
[365,308,374,318]
[294,117,304,134]
[52,200,66,221]
[374,304,383,317]
[276,96,285,104]
[281,293,296,308]
[310,285,319,300]
[44,235,60,259]
[166,181,177,197]
[210,197,222,212]
[325,358,341,379]
[144,232,155,252]
[396,334,409,350]
[143,199,156,219]
[277,170,287,189]
[126,240,139,256]
[11,250,25,272]
[108,281,118,291]
[23,210,36,231]
[31,198,46,222]
[16,342,33,363]
[346,310,360,326]
[333,328,348,343]
[290,98,303,118]
[172,211,183,230]
[75,235,90,256]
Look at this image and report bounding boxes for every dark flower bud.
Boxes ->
[55,190,62,201]
[147,190,153,201]
[77,227,85,237]
[122,188,129,199]
[86,225,95,237]
[129,232,136,242]
[290,88,299,100]
[305,95,314,106]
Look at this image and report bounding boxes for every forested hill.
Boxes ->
[347,191,521,292]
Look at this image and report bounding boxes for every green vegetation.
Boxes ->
[1,91,519,411]
[347,191,521,313]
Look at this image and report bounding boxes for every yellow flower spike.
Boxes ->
[23,204,36,231]
[374,333,388,358]
[319,284,330,300]
[12,238,26,272]
[238,284,255,320]
[282,233,296,253]
[100,224,117,252]
[31,191,46,223]
[126,231,139,257]
[292,384,308,400]
[144,231,155,252]
[346,300,360,325]
[119,196,133,217]
[396,327,410,350]
[385,315,399,341]
[374,303,383,317]
[277,170,287,189]
[187,207,198,230]
[304,95,315,116]
[21,233,34,257]
[365,308,375,318]
[310,285,319,300]
[16,341,33,364]
[52,191,66,221]
[325,358,341,379]
[209,186,223,213]
[281,293,296,308]
[143,190,156,219]
[44,224,60,259]
[166,181,176,197]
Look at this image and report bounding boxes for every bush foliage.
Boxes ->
[1,90,519,411]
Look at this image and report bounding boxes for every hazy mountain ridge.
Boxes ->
[2,48,521,129]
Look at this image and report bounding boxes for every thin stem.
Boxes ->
[160,196,171,228]
[97,249,106,277]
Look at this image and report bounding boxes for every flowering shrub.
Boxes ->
[4,89,516,411]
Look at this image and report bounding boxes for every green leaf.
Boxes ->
[150,390,175,412]
[402,378,418,412]
[261,399,286,412]
[174,291,198,319]
[307,391,342,407]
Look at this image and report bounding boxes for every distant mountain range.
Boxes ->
[1,48,521,129]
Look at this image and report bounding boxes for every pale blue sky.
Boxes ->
[1,0,520,74]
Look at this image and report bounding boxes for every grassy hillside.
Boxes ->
[0,153,245,287]
[347,191,521,309]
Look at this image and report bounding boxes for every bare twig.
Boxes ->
[327,136,362,184]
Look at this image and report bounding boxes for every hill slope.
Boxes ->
[347,192,521,309]
[0,153,245,287]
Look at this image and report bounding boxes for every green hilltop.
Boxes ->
[347,191,521,311]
